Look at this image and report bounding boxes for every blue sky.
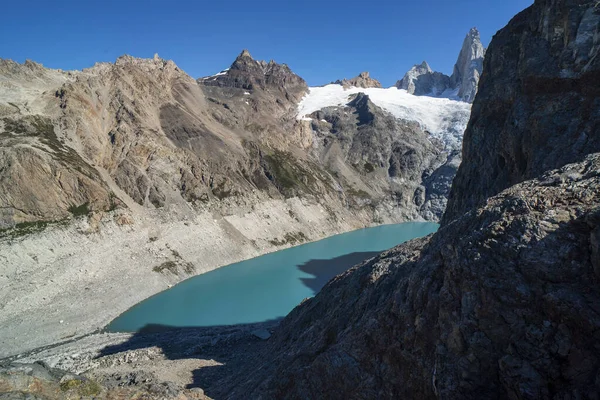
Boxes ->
[1,0,533,87]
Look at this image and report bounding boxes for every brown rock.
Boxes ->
[334,71,382,89]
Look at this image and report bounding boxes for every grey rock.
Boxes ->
[396,61,451,96]
[396,28,485,103]
[450,27,486,103]
[308,92,454,220]
[251,329,271,340]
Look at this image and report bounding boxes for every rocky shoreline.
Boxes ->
[0,196,398,360]
[0,321,278,399]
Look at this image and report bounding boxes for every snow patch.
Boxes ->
[199,68,230,80]
[297,84,471,150]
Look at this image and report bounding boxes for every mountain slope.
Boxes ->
[297,85,470,219]
[0,48,473,356]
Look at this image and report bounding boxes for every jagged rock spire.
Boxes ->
[396,27,485,103]
[396,61,450,97]
[450,27,485,103]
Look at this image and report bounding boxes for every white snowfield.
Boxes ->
[297,84,472,150]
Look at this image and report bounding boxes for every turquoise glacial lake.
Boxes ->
[107,222,438,332]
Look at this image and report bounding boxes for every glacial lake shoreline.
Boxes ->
[107,222,439,333]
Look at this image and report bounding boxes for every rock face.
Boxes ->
[308,92,456,220]
[334,71,382,89]
[396,61,451,96]
[450,27,486,102]
[443,1,600,224]
[396,28,485,103]
[215,1,600,398]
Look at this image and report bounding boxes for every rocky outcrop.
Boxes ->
[308,92,455,220]
[450,27,486,103]
[443,1,600,224]
[396,28,485,103]
[396,61,451,96]
[334,71,382,89]
[214,0,600,398]
[0,362,209,399]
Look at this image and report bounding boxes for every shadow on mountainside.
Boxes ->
[297,251,380,294]
[95,320,281,395]
[205,170,600,398]
[97,319,282,359]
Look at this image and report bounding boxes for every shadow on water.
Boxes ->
[97,252,384,396]
[297,251,380,294]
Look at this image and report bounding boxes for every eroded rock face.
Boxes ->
[334,71,382,89]
[1,47,457,230]
[443,0,600,224]
[0,52,333,229]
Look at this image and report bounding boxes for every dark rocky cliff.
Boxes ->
[443,0,600,224]
[214,1,600,398]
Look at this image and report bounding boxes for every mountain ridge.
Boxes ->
[397,27,486,102]
[0,42,469,357]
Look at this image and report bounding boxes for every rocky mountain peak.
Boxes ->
[416,61,433,73]
[396,60,450,97]
[239,49,252,59]
[198,50,307,103]
[334,71,382,89]
[450,27,485,102]
[396,28,485,102]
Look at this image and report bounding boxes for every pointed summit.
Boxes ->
[396,61,449,96]
[395,28,485,102]
[417,61,433,73]
[450,27,485,102]
[239,49,253,59]
[198,50,307,101]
